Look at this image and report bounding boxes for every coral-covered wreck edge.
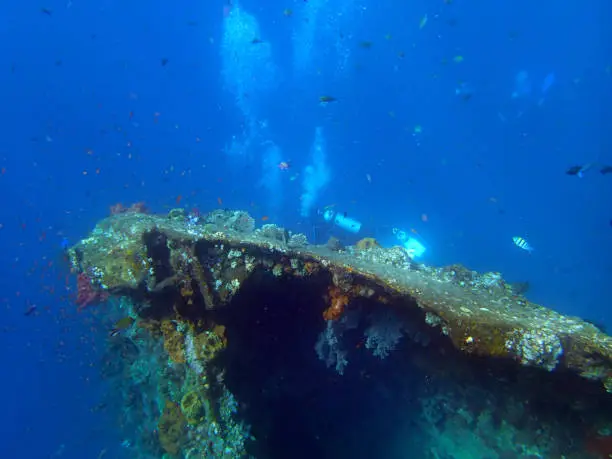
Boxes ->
[69,208,612,390]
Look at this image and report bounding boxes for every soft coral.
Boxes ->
[76,273,108,311]
[323,286,349,320]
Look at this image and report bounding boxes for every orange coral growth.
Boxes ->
[323,286,350,320]
[180,279,195,306]
[194,324,228,361]
[376,295,389,304]
[213,324,226,339]
[180,282,193,298]
[157,400,187,455]
[161,320,186,363]
[355,237,381,250]
[304,261,320,275]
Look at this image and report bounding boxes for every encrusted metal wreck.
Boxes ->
[69,208,612,459]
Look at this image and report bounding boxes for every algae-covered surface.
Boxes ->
[71,208,612,459]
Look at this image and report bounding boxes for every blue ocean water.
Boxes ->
[0,0,610,457]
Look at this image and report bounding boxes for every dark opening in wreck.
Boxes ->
[216,271,423,459]
[212,269,609,459]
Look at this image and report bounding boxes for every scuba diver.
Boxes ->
[311,207,363,245]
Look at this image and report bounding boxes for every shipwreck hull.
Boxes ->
[71,209,612,459]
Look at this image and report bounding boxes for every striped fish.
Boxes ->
[512,236,533,253]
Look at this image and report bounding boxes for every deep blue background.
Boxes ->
[0,0,610,457]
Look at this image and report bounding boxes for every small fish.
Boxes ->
[319,95,337,104]
[110,316,135,336]
[251,38,264,44]
[278,161,290,170]
[41,7,52,15]
[261,216,269,221]
[283,9,293,17]
[512,236,534,253]
[600,165,612,175]
[566,163,593,178]
[359,41,372,49]
[24,305,38,316]
[419,14,428,29]
[161,58,169,66]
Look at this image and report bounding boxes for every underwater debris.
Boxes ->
[68,208,612,459]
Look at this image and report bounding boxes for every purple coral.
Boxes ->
[76,273,107,311]
[364,310,404,359]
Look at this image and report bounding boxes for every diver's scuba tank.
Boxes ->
[392,228,427,259]
[321,209,362,234]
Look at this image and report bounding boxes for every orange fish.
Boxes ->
[217,197,223,206]
[261,216,269,221]
[176,195,182,204]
